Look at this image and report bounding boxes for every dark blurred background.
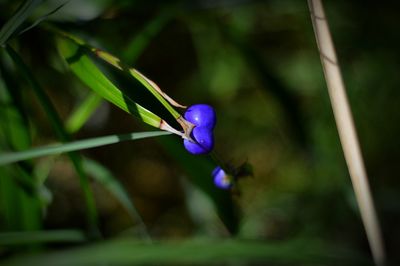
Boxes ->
[1,0,400,265]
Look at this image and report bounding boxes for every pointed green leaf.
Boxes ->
[53,28,184,119]
[93,48,184,118]
[57,36,164,129]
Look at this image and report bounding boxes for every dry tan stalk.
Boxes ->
[307,1,385,265]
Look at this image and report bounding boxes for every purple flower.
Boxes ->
[212,166,232,190]
[184,104,216,129]
[183,104,216,155]
[183,126,214,154]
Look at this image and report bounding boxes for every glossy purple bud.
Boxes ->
[183,126,214,155]
[212,166,232,190]
[184,104,216,129]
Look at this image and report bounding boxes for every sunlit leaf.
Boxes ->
[57,36,167,130]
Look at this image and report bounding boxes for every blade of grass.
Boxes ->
[0,131,171,166]
[5,45,99,237]
[0,0,42,45]
[0,230,86,246]
[65,93,103,133]
[307,1,385,266]
[83,158,152,242]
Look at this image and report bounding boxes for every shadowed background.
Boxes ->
[0,0,399,265]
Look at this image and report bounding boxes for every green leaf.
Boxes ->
[92,46,184,119]
[57,36,167,129]
[0,0,42,46]
[53,27,187,120]
[0,230,86,246]
[64,10,172,135]
[0,131,171,166]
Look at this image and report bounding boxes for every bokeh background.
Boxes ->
[1,0,400,265]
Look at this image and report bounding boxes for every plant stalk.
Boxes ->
[307,1,385,265]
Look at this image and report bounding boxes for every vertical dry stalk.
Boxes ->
[307,1,385,265]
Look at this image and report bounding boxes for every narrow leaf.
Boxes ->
[93,48,186,116]
[53,28,185,118]
[0,131,171,166]
[57,37,164,129]
[0,0,42,45]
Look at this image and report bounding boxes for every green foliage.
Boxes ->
[0,0,398,265]
[0,230,86,245]
[5,45,99,236]
[0,0,42,45]
[56,37,164,129]
[66,93,102,133]
[1,237,368,266]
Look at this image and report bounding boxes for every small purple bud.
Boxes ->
[183,126,214,155]
[212,166,232,190]
[184,104,216,129]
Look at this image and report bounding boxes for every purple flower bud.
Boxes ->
[184,104,216,129]
[212,166,232,190]
[183,104,216,155]
[184,126,214,155]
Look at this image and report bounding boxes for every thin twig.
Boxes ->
[307,1,385,265]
